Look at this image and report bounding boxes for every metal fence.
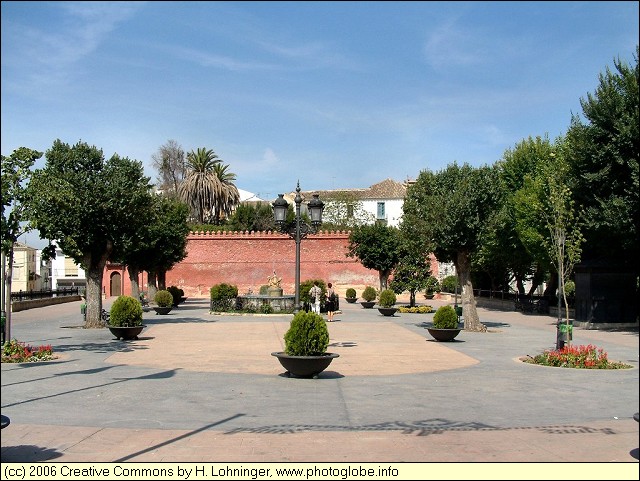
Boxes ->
[10,287,81,302]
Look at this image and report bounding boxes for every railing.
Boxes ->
[10,287,81,302]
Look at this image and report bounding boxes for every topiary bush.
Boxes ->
[154,290,174,308]
[432,305,459,329]
[361,285,377,302]
[441,275,459,294]
[284,310,329,356]
[110,295,143,327]
[345,288,356,299]
[167,285,184,306]
[378,289,396,307]
[424,276,441,295]
[210,283,239,312]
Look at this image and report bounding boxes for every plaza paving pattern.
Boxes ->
[1,297,638,467]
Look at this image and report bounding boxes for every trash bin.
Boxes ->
[558,323,573,341]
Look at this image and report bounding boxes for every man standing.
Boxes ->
[309,281,322,314]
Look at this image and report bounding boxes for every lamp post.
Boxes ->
[272,181,324,312]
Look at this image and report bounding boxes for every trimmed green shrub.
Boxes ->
[432,305,459,329]
[441,275,459,294]
[345,288,356,299]
[167,285,184,306]
[154,290,174,308]
[361,285,377,302]
[110,295,143,327]
[259,284,270,295]
[284,310,329,356]
[378,289,396,307]
[210,283,239,312]
[425,276,441,294]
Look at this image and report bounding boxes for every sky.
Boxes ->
[2,1,638,248]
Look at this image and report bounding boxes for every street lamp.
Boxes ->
[272,181,324,312]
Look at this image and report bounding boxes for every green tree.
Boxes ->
[403,163,502,332]
[1,147,43,342]
[212,163,240,224]
[114,195,190,300]
[228,202,276,232]
[483,135,557,296]
[346,224,401,290]
[392,219,434,307]
[178,147,222,223]
[25,140,153,328]
[145,197,191,297]
[565,46,638,266]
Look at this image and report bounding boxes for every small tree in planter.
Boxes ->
[284,311,329,356]
[110,295,143,327]
[378,289,396,308]
[377,289,398,316]
[424,276,440,299]
[360,286,377,308]
[345,288,357,302]
[427,305,462,341]
[153,289,174,315]
[272,310,339,378]
[107,295,146,340]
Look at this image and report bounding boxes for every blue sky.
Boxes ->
[2,1,638,247]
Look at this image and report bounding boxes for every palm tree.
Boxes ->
[212,163,240,224]
[178,148,222,223]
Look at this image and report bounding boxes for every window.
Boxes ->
[376,202,386,219]
[64,257,78,277]
[346,203,354,218]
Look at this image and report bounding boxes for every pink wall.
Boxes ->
[104,230,439,299]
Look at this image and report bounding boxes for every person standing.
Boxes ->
[309,281,322,314]
[326,282,336,322]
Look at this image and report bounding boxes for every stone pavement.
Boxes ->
[1,296,638,473]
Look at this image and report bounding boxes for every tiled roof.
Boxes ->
[303,178,407,200]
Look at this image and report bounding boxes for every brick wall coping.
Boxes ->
[188,230,352,239]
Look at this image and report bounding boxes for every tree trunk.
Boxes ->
[409,290,416,307]
[128,266,140,300]
[3,248,15,342]
[456,250,486,332]
[157,270,167,291]
[83,245,110,328]
[147,271,158,301]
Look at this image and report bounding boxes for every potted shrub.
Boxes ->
[107,295,146,340]
[153,289,174,315]
[345,288,357,303]
[271,310,339,378]
[377,289,398,316]
[167,285,186,306]
[424,276,440,299]
[360,286,377,308]
[426,305,462,341]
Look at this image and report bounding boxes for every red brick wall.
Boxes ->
[103,230,384,298]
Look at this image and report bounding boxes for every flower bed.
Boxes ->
[397,305,434,314]
[523,344,632,369]
[1,339,55,363]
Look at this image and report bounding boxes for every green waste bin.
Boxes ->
[558,323,573,341]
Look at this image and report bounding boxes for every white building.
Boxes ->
[303,178,408,228]
[49,242,86,293]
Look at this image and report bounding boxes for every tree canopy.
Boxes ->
[346,224,401,290]
[25,139,153,327]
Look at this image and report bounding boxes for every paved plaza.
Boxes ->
[1,296,638,472]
